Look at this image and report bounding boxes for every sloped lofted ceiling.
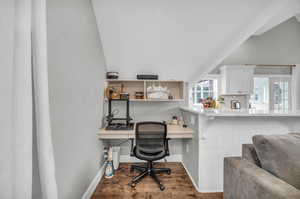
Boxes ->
[92,0,290,81]
[255,0,300,35]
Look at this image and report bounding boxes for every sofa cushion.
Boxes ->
[253,133,300,190]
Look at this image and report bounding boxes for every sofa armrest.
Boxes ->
[224,157,300,199]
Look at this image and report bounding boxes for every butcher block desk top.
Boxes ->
[97,124,194,139]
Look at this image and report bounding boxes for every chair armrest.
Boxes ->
[224,157,300,199]
[165,138,170,156]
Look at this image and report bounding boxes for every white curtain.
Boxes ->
[11,0,32,198]
[32,0,58,198]
[0,0,58,198]
[0,1,15,198]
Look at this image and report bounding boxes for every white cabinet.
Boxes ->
[220,65,254,95]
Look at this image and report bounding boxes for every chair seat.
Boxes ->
[139,144,163,152]
[134,146,166,161]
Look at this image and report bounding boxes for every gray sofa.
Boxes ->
[224,133,300,199]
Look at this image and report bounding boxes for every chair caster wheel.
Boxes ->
[160,185,165,191]
[131,183,136,188]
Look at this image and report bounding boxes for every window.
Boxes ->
[251,77,269,110]
[250,76,291,111]
[270,77,290,112]
[191,79,218,105]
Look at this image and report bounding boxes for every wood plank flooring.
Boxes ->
[91,162,223,199]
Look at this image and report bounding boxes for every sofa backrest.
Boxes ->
[253,133,300,190]
[242,144,261,167]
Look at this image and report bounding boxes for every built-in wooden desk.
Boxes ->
[97,124,194,139]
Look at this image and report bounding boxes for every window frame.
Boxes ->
[189,76,219,106]
[252,74,292,111]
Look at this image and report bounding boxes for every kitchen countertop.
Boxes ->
[180,107,300,117]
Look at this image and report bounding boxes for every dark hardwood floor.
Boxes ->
[91,162,223,199]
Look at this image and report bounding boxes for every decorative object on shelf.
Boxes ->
[136,74,158,80]
[105,83,123,99]
[217,96,225,104]
[135,91,144,99]
[105,87,120,99]
[231,100,241,109]
[106,71,119,79]
[171,116,178,125]
[120,92,129,100]
[147,83,170,99]
[178,116,184,126]
[220,94,248,110]
[217,96,225,110]
[201,97,216,109]
[104,147,114,178]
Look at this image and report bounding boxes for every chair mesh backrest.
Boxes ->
[135,122,167,153]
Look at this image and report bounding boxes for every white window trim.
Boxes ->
[269,77,292,111]
[189,76,220,107]
[253,74,292,111]
[253,74,292,78]
[291,65,300,111]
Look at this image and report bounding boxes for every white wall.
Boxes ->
[103,101,186,156]
[198,115,300,192]
[102,84,190,157]
[0,1,15,198]
[215,18,300,110]
[220,18,300,66]
[47,0,107,198]
[254,0,300,35]
[92,0,282,81]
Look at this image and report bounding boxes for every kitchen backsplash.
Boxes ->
[220,94,249,110]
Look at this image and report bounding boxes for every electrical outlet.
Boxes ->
[186,144,189,153]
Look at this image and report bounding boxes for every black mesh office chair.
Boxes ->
[130,122,171,191]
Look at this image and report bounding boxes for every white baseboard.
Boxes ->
[181,161,200,192]
[81,163,105,199]
[119,154,183,163]
[197,188,223,193]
